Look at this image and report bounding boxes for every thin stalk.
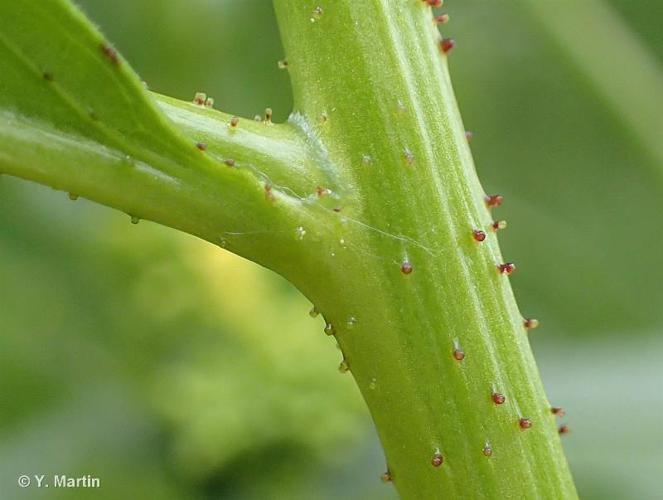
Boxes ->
[0,109,311,273]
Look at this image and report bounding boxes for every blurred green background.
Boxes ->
[1,0,662,498]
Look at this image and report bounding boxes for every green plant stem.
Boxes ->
[0,0,337,275]
[154,94,338,196]
[273,1,576,498]
[0,0,577,497]
[0,108,309,271]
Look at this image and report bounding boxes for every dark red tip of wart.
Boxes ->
[483,444,493,457]
[465,130,473,142]
[473,229,487,242]
[265,184,275,201]
[492,392,506,405]
[196,142,207,151]
[485,194,504,208]
[497,262,516,275]
[431,453,444,467]
[224,158,236,167]
[440,38,456,54]
[435,13,450,25]
[524,318,540,330]
[559,425,570,435]
[453,348,465,361]
[492,220,507,231]
[401,261,413,275]
[519,418,532,430]
[316,186,330,197]
[381,471,393,483]
[425,0,442,7]
[551,407,566,417]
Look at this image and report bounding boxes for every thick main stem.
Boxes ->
[1,0,577,496]
[274,1,576,498]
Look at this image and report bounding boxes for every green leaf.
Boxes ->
[0,0,190,163]
[0,0,320,272]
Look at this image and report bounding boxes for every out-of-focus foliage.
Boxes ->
[450,1,663,336]
[0,178,384,499]
[0,0,661,498]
